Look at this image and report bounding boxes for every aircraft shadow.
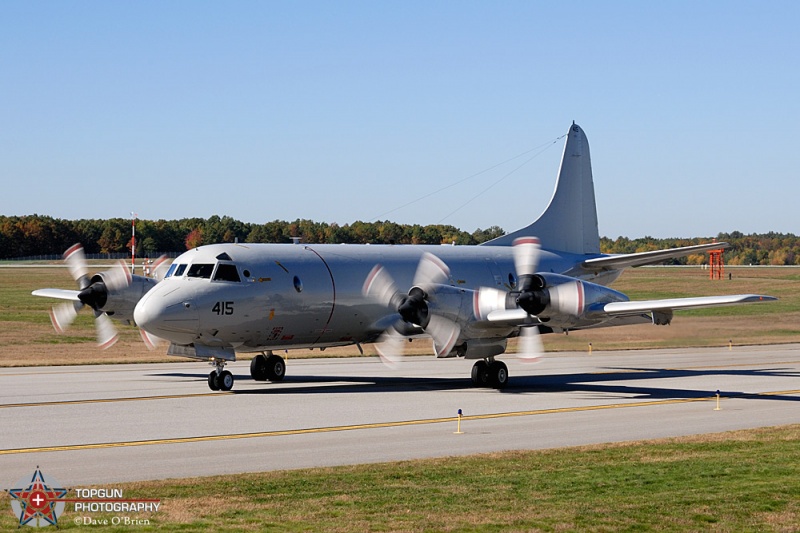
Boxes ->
[151,366,800,403]
[507,366,800,403]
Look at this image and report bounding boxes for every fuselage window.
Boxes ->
[164,263,178,278]
[174,264,187,277]
[508,273,517,289]
[213,264,241,282]
[187,263,214,279]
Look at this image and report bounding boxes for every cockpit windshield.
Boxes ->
[164,263,178,278]
[186,263,214,279]
[213,264,241,282]
[174,264,187,277]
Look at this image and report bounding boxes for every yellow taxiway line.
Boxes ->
[2,389,798,456]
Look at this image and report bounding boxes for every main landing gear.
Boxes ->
[471,358,509,389]
[208,360,234,392]
[250,351,286,382]
[206,352,287,391]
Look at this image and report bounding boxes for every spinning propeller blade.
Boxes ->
[95,312,119,350]
[517,326,544,363]
[364,253,461,364]
[41,244,132,349]
[49,301,80,334]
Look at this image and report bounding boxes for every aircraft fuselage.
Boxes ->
[133,242,612,354]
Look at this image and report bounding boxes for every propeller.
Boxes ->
[512,237,546,362]
[363,253,461,364]
[46,244,132,349]
[139,328,167,351]
[476,237,546,362]
[151,255,171,281]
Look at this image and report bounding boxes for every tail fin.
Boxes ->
[483,123,600,254]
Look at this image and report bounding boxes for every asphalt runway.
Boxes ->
[1,344,800,489]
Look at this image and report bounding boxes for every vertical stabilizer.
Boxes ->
[483,123,600,254]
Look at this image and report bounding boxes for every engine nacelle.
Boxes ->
[475,273,629,328]
[422,284,476,326]
[90,273,159,324]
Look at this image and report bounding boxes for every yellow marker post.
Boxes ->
[454,409,464,434]
[588,343,593,354]
[714,390,722,411]
[728,340,732,351]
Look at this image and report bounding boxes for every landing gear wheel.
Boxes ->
[218,370,234,391]
[471,360,490,387]
[208,371,220,391]
[265,354,286,382]
[250,354,268,381]
[489,360,509,389]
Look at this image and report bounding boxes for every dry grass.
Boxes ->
[1,264,796,366]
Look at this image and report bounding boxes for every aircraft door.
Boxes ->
[256,247,335,347]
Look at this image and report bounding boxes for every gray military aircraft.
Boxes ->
[35,123,776,391]
[131,122,777,390]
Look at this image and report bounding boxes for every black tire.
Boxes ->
[218,370,234,391]
[471,360,490,387]
[208,371,220,391]
[489,360,509,389]
[250,354,268,381]
[265,354,286,382]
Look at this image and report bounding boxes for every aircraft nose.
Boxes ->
[134,286,200,345]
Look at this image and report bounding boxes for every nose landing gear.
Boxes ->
[208,360,234,391]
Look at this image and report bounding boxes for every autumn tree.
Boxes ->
[185,228,203,250]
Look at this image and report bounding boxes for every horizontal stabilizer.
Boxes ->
[32,288,81,301]
[604,294,777,316]
[583,242,729,271]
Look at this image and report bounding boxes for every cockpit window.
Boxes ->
[213,264,241,282]
[187,263,214,279]
[164,264,178,278]
[174,264,187,277]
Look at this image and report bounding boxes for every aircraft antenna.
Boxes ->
[436,147,547,224]
[369,134,565,222]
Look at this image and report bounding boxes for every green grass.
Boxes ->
[2,425,798,531]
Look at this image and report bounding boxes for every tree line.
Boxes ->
[0,215,797,265]
[0,215,505,259]
[600,232,800,266]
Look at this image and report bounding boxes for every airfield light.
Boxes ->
[454,409,464,435]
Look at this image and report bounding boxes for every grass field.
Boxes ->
[1,264,797,366]
[1,425,798,531]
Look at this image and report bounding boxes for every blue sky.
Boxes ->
[1,1,798,238]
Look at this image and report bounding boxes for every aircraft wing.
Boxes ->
[603,294,777,315]
[482,294,776,328]
[32,288,81,301]
[582,242,729,271]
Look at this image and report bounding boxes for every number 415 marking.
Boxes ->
[212,301,234,315]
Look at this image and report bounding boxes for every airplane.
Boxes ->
[129,122,777,391]
[31,246,168,349]
[35,123,776,391]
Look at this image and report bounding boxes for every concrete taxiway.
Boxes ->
[1,344,799,488]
